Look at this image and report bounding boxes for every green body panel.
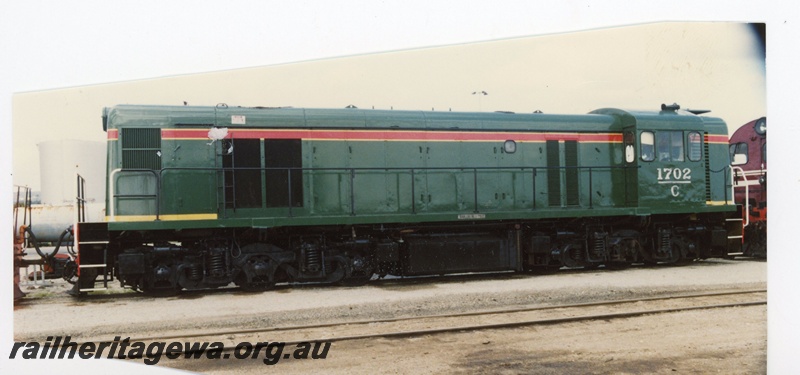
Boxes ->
[103,105,736,232]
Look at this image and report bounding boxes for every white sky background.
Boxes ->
[1,0,798,373]
[9,22,768,191]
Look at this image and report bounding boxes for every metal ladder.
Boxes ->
[75,174,112,292]
[217,139,237,216]
[726,166,749,255]
[76,222,111,292]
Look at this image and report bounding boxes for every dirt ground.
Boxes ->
[11,258,767,374]
[169,304,766,375]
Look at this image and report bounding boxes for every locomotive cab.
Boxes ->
[594,104,739,260]
[608,105,732,211]
[729,117,767,258]
[634,123,708,210]
[595,105,728,211]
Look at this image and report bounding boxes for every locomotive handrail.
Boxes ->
[184,165,634,217]
[110,165,639,221]
[730,165,750,227]
[76,174,87,223]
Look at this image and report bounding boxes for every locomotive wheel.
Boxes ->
[140,259,181,297]
[337,254,374,287]
[234,255,277,292]
[657,244,683,265]
[236,273,276,293]
[669,248,693,266]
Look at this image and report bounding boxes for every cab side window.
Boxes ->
[640,131,655,161]
[730,142,749,165]
[687,132,702,162]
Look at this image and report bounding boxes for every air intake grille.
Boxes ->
[121,128,161,170]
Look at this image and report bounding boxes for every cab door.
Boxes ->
[638,129,705,209]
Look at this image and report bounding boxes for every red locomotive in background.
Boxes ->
[729,117,766,258]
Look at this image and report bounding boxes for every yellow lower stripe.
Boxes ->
[106,213,219,222]
[706,201,734,206]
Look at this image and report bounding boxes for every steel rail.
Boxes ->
[261,300,766,348]
[108,288,765,345]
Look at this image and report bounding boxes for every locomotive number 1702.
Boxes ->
[656,167,692,182]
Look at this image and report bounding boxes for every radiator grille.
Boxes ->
[121,128,161,170]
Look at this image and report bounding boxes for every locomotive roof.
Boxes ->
[729,117,766,143]
[104,104,727,133]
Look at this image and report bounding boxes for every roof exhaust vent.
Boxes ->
[661,103,680,112]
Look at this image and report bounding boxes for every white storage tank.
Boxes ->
[37,139,105,205]
[28,203,105,242]
[29,140,106,242]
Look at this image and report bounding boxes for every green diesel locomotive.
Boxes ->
[71,103,742,295]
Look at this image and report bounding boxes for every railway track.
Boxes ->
[108,288,765,350]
